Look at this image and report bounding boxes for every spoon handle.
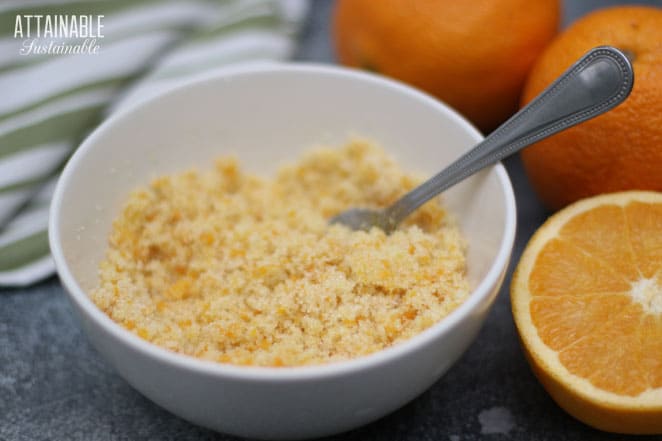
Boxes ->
[385,46,634,224]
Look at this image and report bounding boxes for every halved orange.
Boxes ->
[511,191,662,434]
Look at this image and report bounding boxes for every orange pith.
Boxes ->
[511,191,662,434]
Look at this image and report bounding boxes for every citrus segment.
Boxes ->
[556,299,651,396]
[530,294,631,352]
[625,201,662,279]
[559,204,639,280]
[529,238,631,297]
[641,314,662,388]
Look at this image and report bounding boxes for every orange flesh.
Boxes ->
[529,202,662,396]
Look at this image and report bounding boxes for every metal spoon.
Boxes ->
[330,46,634,233]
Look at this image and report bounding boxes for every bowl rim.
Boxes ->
[49,62,517,382]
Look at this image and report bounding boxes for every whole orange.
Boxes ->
[521,6,662,211]
[333,0,560,132]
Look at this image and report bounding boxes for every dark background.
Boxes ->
[2,1,662,440]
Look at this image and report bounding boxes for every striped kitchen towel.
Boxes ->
[0,0,307,286]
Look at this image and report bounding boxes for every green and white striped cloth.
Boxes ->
[0,0,306,286]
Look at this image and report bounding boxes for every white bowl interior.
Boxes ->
[56,65,508,297]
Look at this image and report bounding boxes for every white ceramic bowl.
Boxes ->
[49,64,516,440]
